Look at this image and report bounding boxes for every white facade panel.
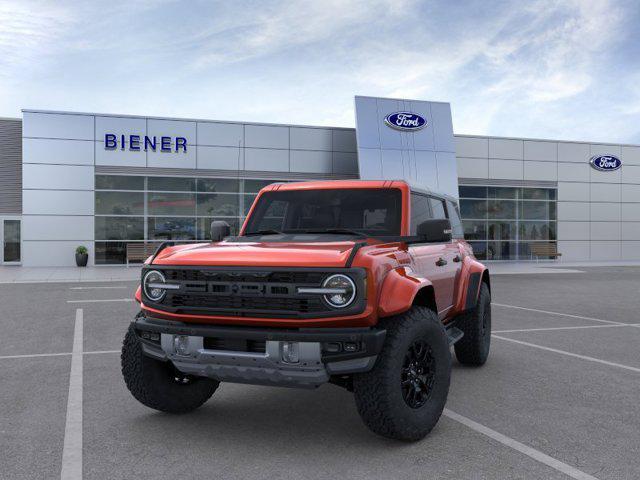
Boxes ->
[354,97,380,149]
[290,150,332,174]
[332,130,357,152]
[196,146,241,170]
[558,162,590,182]
[23,138,94,166]
[557,241,590,261]
[621,146,640,165]
[524,141,557,161]
[489,138,523,160]
[147,149,195,169]
[558,142,590,163]
[524,161,557,181]
[22,240,93,267]
[429,102,455,153]
[590,241,621,260]
[197,122,243,147]
[488,159,523,180]
[95,116,146,142]
[558,202,590,222]
[558,182,589,202]
[436,151,458,197]
[244,148,288,172]
[405,100,436,152]
[23,112,94,140]
[557,221,590,241]
[621,241,640,259]
[245,125,289,149]
[290,128,332,151]
[147,119,196,144]
[357,149,382,179]
[621,203,640,221]
[455,136,488,158]
[23,190,94,215]
[621,184,640,202]
[622,222,640,240]
[590,203,621,222]
[590,144,622,157]
[415,151,438,191]
[380,149,404,179]
[457,157,489,179]
[590,165,621,184]
[332,152,358,174]
[22,215,93,241]
[622,165,640,183]
[23,164,94,190]
[95,144,146,167]
[590,183,620,203]
[590,222,620,240]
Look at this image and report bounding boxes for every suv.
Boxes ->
[121,180,490,441]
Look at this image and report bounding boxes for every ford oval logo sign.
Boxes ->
[590,155,622,172]
[384,112,427,131]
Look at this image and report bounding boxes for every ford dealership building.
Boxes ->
[0,95,638,267]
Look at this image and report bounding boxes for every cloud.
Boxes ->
[0,0,636,143]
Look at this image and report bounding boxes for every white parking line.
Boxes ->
[61,309,83,480]
[69,286,129,290]
[493,335,640,373]
[0,350,120,360]
[493,323,640,334]
[66,298,134,304]
[493,303,624,325]
[444,409,599,480]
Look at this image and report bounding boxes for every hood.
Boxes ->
[151,240,359,268]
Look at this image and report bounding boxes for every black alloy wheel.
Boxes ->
[401,340,436,409]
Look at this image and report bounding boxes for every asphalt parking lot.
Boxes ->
[1,267,639,480]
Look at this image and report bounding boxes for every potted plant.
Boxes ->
[75,245,88,267]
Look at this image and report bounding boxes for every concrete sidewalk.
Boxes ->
[0,265,142,283]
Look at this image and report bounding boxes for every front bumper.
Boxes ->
[134,314,386,389]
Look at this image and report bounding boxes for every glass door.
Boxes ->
[1,218,21,264]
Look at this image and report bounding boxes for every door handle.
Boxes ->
[453,255,461,263]
[435,257,448,267]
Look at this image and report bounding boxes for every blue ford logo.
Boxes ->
[384,112,427,131]
[590,155,622,171]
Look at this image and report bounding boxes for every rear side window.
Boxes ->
[410,193,433,234]
[430,198,447,220]
[446,200,464,238]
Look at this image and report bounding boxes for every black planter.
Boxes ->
[75,253,88,267]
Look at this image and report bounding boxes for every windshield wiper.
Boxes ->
[301,228,368,238]
[242,229,284,236]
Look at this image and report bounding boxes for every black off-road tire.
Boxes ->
[353,306,451,441]
[454,283,491,366]
[121,325,219,413]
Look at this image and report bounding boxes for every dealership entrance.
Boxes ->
[1,217,21,264]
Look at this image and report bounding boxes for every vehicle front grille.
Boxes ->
[145,268,365,319]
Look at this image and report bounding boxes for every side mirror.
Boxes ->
[416,219,452,243]
[210,221,231,242]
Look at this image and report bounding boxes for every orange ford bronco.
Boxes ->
[121,180,491,441]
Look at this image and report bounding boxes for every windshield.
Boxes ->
[244,188,402,236]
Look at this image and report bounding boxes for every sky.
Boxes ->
[0,0,639,143]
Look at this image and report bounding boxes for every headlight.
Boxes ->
[322,274,356,308]
[143,270,168,302]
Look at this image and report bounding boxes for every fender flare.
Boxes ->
[377,266,435,318]
[454,257,489,312]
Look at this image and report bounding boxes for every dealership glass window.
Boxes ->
[147,192,196,216]
[95,191,144,215]
[458,185,557,260]
[95,175,290,264]
[95,217,144,240]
